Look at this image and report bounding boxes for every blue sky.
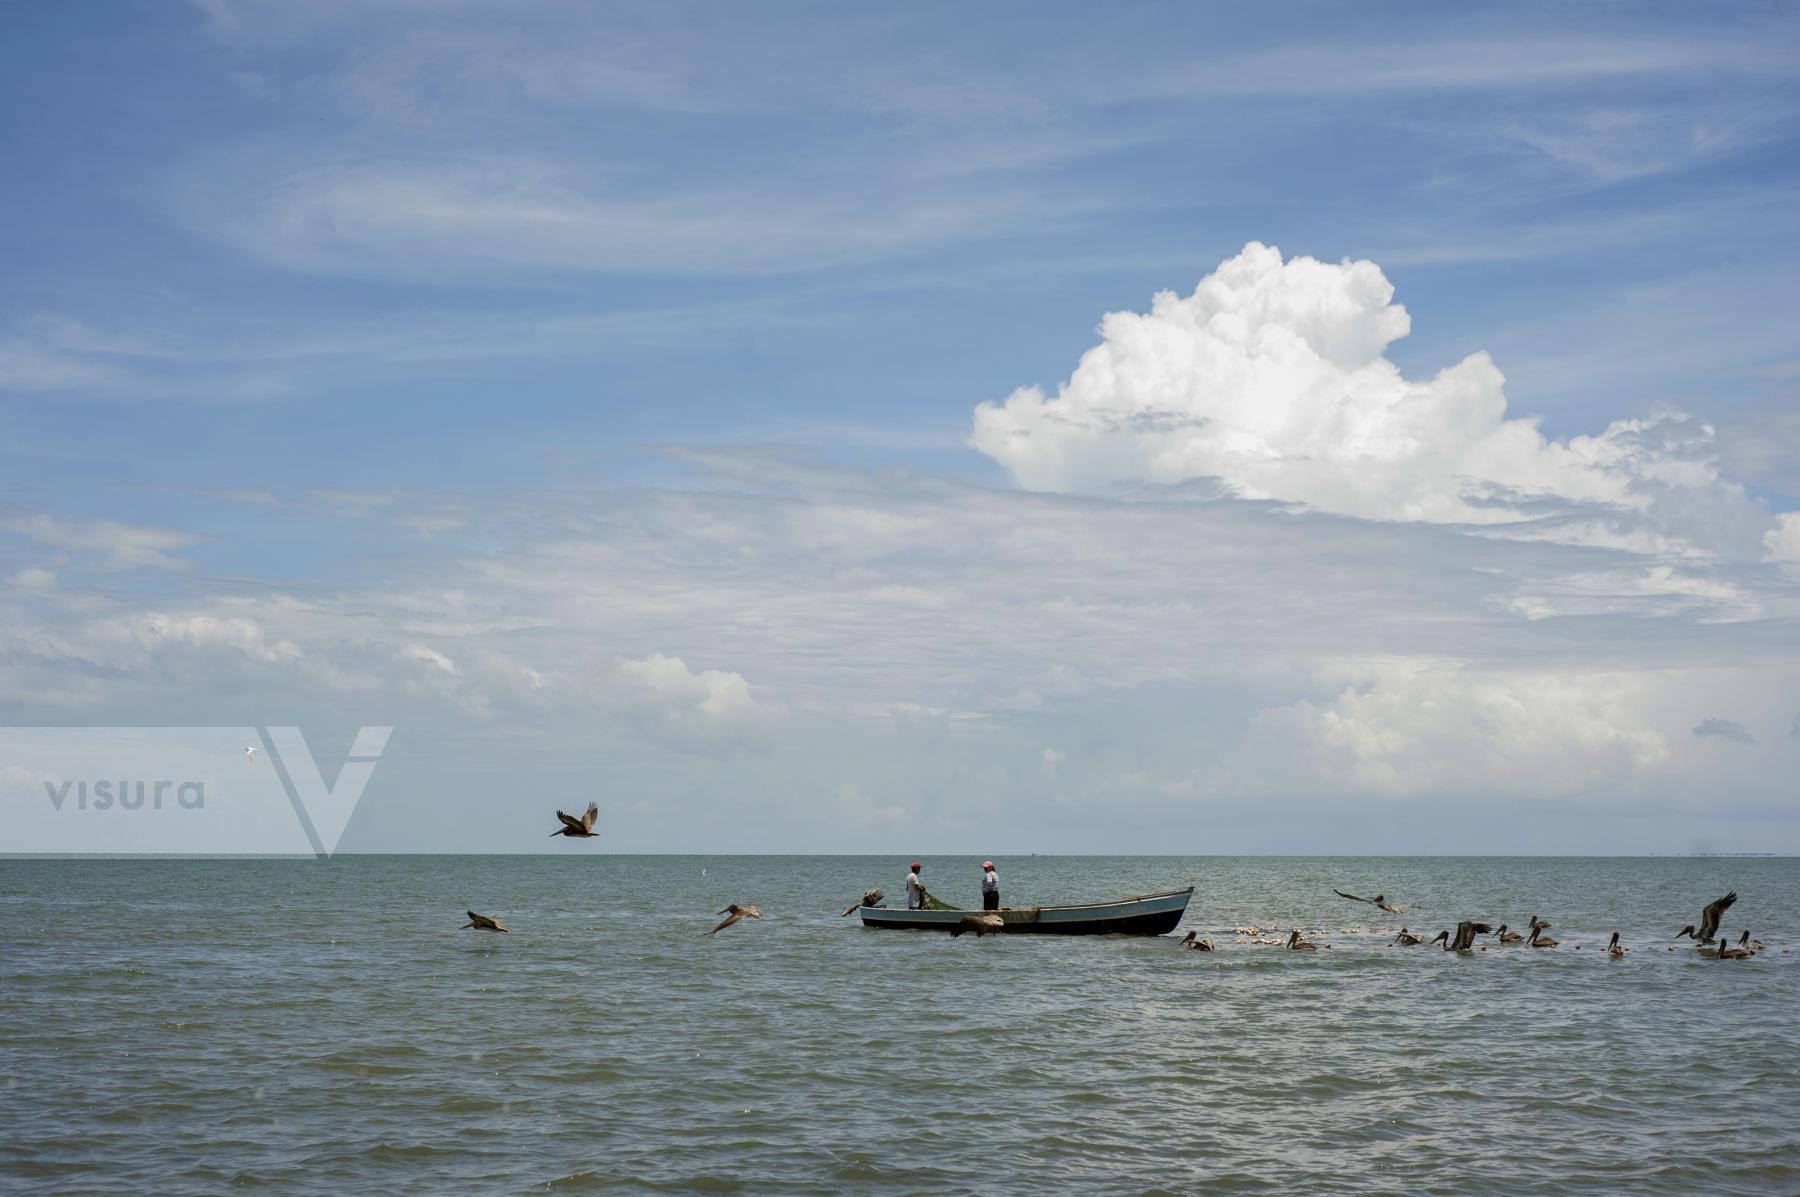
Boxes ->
[3,3,1799,853]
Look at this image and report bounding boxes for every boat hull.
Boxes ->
[857,887,1192,936]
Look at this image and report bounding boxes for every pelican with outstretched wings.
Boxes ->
[1676,890,1736,945]
[461,911,510,933]
[1430,921,1491,951]
[1334,889,1408,914]
[710,904,762,935]
[549,802,600,839]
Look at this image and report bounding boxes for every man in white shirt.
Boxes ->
[981,860,1000,910]
[906,861,924,910]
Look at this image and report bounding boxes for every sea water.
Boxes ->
[2,855,1795,1195]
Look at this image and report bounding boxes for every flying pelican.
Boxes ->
[549,802,600,839]
[952,913,1005,938]
[1494,925,1524,945]
[1334,889,1407,914]
[1606,932,1626,957]
[461,911,509,933]
[244,746,257,764]
[841,888,885,916]
[709,904,762,935]
[1393,928,1423,946]
[1180,931,1215,951]
[1675,890,1737,945]
[1527,926,1558,948]
[1285,930,1320,951]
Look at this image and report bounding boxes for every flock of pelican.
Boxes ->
[459,822,1778,960]
[1173,887,1776,959]
[463,805,769,937]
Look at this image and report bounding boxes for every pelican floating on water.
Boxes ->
[1286,930,1321,951]
[461,911,509,933]
[1393,928,1423,946]
[709,904,762,935]
[1494,925,1524,945]
[1718,933,1754,960]
[1527,926,1558,948]
[549,802,600,839]
[1606,932,1626,957]
[1181,931,1215,950]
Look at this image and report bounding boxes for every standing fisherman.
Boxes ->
[981,860,1000,910]
[906,861,925,910]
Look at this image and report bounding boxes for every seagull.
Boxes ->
[952,913,1005,938]
[244,746,257,764]
[841,888,885,917]
[1334,889,1407,914]
[1494,925,1524,945]
[1606,932,1626,957]
[1527,926,1558,948]
[709,904,762,935]
[461,911,509,933]
[549,802,600,839]
[1180,931,1215,950]
[1675,890,1737,945]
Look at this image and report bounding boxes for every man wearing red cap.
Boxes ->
[981,860,1000,910]
[906,861,924,910]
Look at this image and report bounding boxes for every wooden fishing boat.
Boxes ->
[857,886,1192,935]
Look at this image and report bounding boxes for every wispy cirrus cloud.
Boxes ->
[1142,35,1792,100]
[1,513,201,571]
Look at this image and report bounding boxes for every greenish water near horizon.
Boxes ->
[4,855,1797,1195]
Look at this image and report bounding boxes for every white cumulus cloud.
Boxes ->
[603,652,771,757]
[970,242,1766,550]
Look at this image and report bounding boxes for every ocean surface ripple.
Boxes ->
[2,855,1796,1196]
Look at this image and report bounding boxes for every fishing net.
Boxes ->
[918,888,958,911]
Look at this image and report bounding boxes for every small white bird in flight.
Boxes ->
[244,746,257,764]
